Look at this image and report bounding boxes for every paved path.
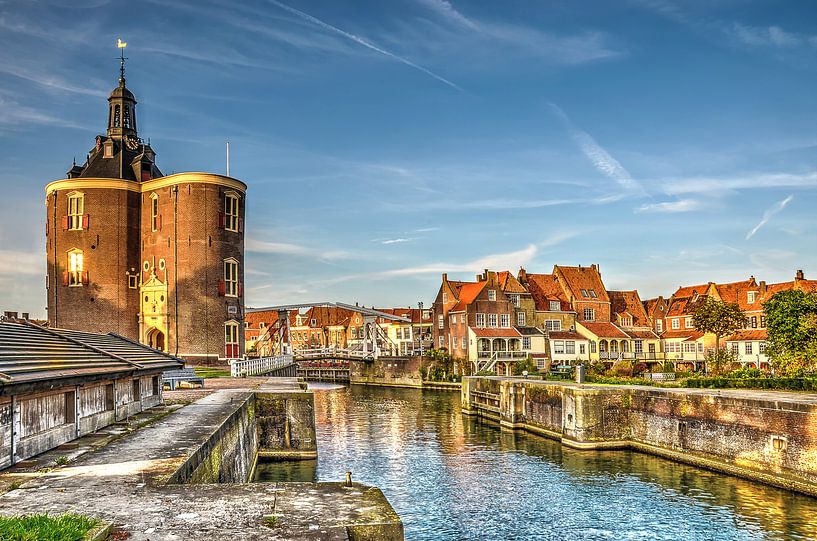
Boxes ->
[0,387,401,540]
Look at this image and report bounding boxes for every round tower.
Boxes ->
[46,50,246,363]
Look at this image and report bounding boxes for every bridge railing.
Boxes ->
[230,354,294,377]
[294,347,375,360]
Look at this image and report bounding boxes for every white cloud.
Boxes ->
[746,194,794,240]
[245,238,350,260]
[662,172,817,195]
[635,199,703,214]
[416,0,480,31]
[0,250,43,276]
[731,23,802,48]
[268,0,462,90]
[381,238,414,245]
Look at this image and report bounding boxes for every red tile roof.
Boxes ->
[450,281,487,311]
[661,329,705,341]
[526,273,571,311]
[470,327,522,337]
[666,295,707,317]
[579,321,629,339]
[608,290,650,327]
[554,265,609,303]
[304,306,355,328]
[726,329,768,341]
[713,278,760,311]
[376,308,433,323]
[672,284,711,299]
[548,331,586,340]
[623,329,659,340]
[497,271,528,294]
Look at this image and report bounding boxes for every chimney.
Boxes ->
[518,267,527,284]
[22,312,29,320]
[442,273,448,282]
[759,281,767,296]
[796,269,805,281]
[476,274,482,282]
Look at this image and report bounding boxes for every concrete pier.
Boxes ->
[0,380,403,540]
[462,376,817,498]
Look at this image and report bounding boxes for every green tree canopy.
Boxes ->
[764,289,817,375]
[692,296,746,352]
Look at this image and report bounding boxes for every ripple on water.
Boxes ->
[255,386,817,541]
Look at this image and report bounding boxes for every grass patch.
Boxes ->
[0,513,99,541]
[193,367,231,379]
[262,515,280,528]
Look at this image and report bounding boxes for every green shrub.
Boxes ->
[0,513,99,541]
[685,377,817,391]
[609,361,634,377]
[586,375,652,386]
[726,367,765,379]
[513,356,539,376]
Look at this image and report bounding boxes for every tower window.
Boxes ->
[67,249,83,286]
[123,105,131,128]
[224,259,238,297]
[113,105,120,128]
[225,193,239,232]
[150,194,160,231]
[225,321,239,358]
[67,192,84,230]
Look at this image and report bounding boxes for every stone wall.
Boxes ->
[349,356,424,388]
[255,390,317,460]
[462,377,817,496]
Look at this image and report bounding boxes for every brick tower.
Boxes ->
[45,54,246,364]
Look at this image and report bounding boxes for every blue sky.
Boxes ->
[1,0,816,317]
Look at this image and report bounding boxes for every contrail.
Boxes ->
[268,0,462,91]
[548,102,646,196]
[746,194,794,240]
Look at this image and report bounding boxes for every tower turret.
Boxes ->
[107,51,137,140]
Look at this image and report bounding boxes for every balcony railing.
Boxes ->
[477,351,527,360]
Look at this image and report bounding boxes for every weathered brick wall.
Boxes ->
[349,356,424,388]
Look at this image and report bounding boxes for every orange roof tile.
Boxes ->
[470,327,522,337]
[623,329,659,339]
[497,271,527,294]
[548,331,586,340]
[726,329,767,341]
[450,281,487,311]
[661,329,705,341]
[579,321,629,339]
[526,273,571,311]
[713,278,760,311]
[554,265,609,302]
[608,290,650,327]
[672,284,710,299]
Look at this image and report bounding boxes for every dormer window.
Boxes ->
[589,289,598,298]
[549,301,560,311]
[748,291,757,304]
[620,316,632,327]
[103,141,114,158]
[580,289,589,298]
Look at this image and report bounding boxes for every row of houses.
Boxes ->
[245,305,434,358]
[433,266,816,375]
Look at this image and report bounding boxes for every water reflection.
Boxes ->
[255,385,817,541]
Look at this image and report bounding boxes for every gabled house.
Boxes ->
[608,290,661,365]
[662,284,712,370]
[642,296,669,336]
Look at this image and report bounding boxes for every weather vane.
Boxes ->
[117,38,128,83]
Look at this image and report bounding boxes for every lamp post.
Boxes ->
[418,301,424,359]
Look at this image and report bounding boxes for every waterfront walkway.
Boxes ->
[0,382,402,540]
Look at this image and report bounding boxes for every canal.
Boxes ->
[255,384,817,540]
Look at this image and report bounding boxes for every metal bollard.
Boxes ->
[345,471,352,487]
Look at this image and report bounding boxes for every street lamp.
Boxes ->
[418,301,424,358]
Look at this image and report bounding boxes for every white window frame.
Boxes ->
[500,314,510,328]
[566,341,575,354]
[487,290,496,301]
[438,315,444,329]
[745,342,753,354]
[488,314,498,327]
[224,258,238,297]
[67,248,83,286]
[461,313,466,324]
[517,311,526,327]
[685,317,693,328]
[656,320,663,333]
[461,336,466,349]
[225,192,240,232]
[475,313,486,328]
[672,318,680,330]
[545,320,561,332]
[549,301,560,311]
[522,337,531,350]
[554,341,565,354]
[67,192,84,230]
[748,291,757,304]
[150,193,159,232]
[509,294,520,307]
[583,308,595,322]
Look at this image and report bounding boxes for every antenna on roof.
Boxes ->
[226,140,230,177]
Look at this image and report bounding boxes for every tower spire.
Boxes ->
[117,38,128,86]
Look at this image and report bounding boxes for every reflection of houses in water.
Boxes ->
[0,319,182,469]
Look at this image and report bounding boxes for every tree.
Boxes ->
[692,297,746,373]
[764,290,817,376]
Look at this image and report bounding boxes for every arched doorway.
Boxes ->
[146,328,165,352]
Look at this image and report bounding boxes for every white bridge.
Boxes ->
[229,354,295,377]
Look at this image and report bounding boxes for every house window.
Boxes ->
[731,343,739,354]
[545,320,561,332]
[549,301,560,311]
[103,141,114,158]
[761,315,766,328]
[656,320,663,333]
[509,294,520,307]
[500,314,510,328]
[517,312,526,327]
[488,314,498,327]
[439,336,444,347]
[634,340,643,353]
[672,319,680,330]
[225,193,239,232]
[588,290,598,298]
[580,289,588,298]
[554,341,565,354]
[67,249,83,286]
[438,315,444,329]
[150,194,159,231]
[476,313,485,327]
[759,342,766,354]
[487,290,496,301]
[584,308,595,322]
[310,318,316,326]
[461,337,466,349]
[67,193,84,230]
[590,341,597,353]
[224,259,238,297]
[620,316,632,327]
[685,317,692,328]
[522,337,531,349]
[442,292,448,303]
[450,314,457,324]
[224,321,239,358]
[748,291,757,304]
[580,344,586,354]
[745,342,753,354]
[698,343,704,352]
[750,316,757,329]
[128,274,138,289]
[566,341,575,354]
[461,314,466,324]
